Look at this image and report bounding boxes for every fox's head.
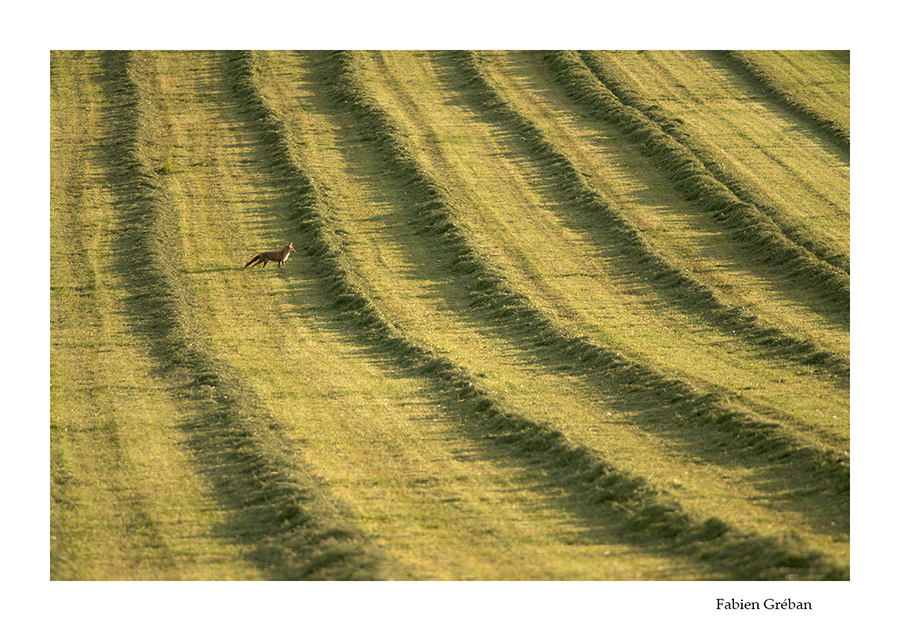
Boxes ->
[288,242,295,252]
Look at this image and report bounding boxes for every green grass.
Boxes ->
[50,51,260,580]
[51,50,849,580]
[725,50,849,149]
[547,51,849,314]
[581,50,850,275]
[254,50,846,577]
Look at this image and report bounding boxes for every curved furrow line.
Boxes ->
[428,52,848,461]
[450,51,847,382]
[51,52,165,576]
[103,50,406,580]
[577,50,849,275]
[543,51,849,316]
[52,50,272,580]
[258,50,841,578]
[437,50,846,462]
[228,49,848,579]
[322,50,849,500]
[720,50,850,151]
[374,51,846,451]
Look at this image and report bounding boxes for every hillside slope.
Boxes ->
[50,50,849,580]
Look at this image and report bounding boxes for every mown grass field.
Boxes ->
[50,50,849,580]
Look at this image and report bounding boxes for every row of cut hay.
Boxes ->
[720,51,850,152]
[448,50,848,502]
[452,51,848,383]
[579,50,849,275]
[332,48,850,505]
[245,49,848,579]
[227,52,409,345]
[104,50,405,580]
[544,51,849,317]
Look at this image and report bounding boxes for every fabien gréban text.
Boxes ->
[717,599,812,610]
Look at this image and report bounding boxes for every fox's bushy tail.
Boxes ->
[244,255,261,269]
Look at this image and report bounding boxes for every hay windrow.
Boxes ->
[331,48,849,498]
[542,51,849,316]
[222,50,848,579]
[102,50,405,580]
[721,50,850,151]
[53,49,848,581]
[577,50,849,275]
[448,51,848,383]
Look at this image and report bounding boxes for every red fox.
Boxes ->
[244,243,295,269]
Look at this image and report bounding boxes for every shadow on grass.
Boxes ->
[98,50,409,580]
